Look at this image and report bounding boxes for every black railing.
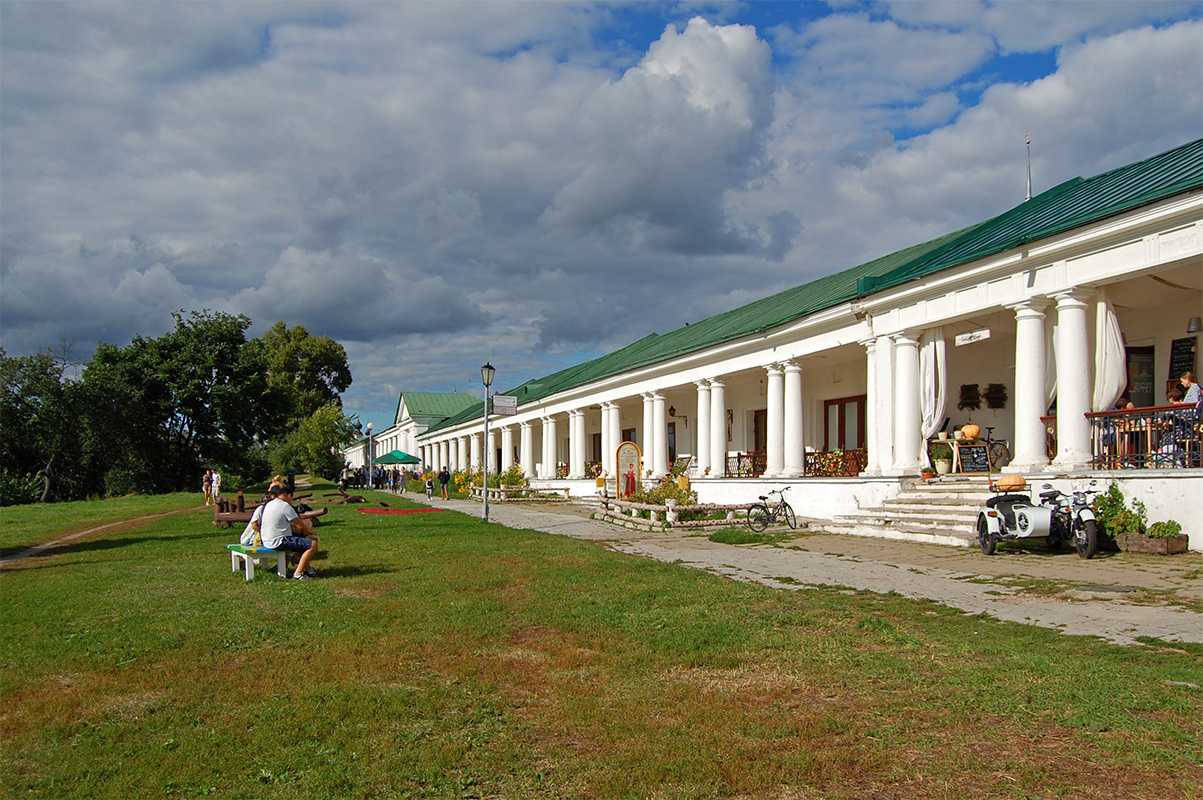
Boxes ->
[804,448,868,477]
[1086,405,1201,469]
[725,451,767,478]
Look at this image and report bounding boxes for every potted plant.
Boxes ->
[930,442,953,475]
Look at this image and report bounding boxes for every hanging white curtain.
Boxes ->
[919,327,947,467]
[1092,289,1127,411]
[1044,311,1059,408]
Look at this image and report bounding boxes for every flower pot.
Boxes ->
[937,432,948,441]
[1115,532,1189,555]
[934,459,952,475]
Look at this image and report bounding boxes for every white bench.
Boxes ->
[226,544,287,581]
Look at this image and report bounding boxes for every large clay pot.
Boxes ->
[960,423,981,442]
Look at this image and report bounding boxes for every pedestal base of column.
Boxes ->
[778,469,803,479]
[859,468,882,477]
[1052,459,1092,473]
[884,465,921,477]
[1003,461,1049,475]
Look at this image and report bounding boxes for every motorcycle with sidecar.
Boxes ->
[976,477,1101,559]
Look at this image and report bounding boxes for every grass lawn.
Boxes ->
[0,492,202,558]
[1,486,1200,799]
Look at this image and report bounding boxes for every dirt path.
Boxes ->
[0,506,206,567]
[422,496,1203,646]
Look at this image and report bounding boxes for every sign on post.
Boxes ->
[490,395,518,416]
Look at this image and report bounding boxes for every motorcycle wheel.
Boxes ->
[782,502,797,530]
[1075,519,1099,560]
[978,516,997,555]
[747,504,770,532]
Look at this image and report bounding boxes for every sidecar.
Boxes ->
[976,479,1055,555]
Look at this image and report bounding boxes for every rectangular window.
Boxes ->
[667,422,677,462]
[622,427,636,442]
[592,432,602,462]
[823,395,867,451]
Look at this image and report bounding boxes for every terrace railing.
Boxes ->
[1086,404,1201,469]
[725,451,767,478]
[804,448,868,477]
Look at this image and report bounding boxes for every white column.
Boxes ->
[607,402,621,468]
[457,437,468,472]
[874,335,895,472]
[545,416,558,477]
[891,333,922,475]
[694,381,711,477]
[860,339,879,475]
[487,429,498,473]
[538,418,549,478]
[501,426,514,472]
[447,439,457,472]
[519,422,533,476]
[1009,299,1051,472]
[709,379,726,477]
[1054,291,1093,468]
[783,362,804,478]
[566,411,579,478]
[599,403,612,475]
[470,433,481,471]
[652,392,668,477]
[641,393,655,476]
[765,364,785,478]
[439,441,449,471]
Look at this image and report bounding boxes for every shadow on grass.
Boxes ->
[318,564,399,579]
[5,532,218,562]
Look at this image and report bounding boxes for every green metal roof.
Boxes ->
[394,391,479,424]
[858,137,1203,296]
[425,137,1203,436]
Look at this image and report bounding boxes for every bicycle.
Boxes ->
[746,487,796,532]
[982,425,1011,469]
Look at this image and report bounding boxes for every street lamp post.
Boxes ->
[481,362,495,521]
[365,421,375,490]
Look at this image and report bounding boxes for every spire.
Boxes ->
[1025,131,1033,202]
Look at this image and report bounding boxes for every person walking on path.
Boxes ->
[211,468,222,505]
[202,468,213,506]
[438,467,451,500]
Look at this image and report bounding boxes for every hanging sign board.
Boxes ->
[955,328,991,347]
[490,395,518,416]
[616,441,642,498]
[1168,336,1197,381]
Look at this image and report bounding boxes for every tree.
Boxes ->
[255,322,352,429]
[0,350,90,501]
[271,403,357,479]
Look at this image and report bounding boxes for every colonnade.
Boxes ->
[416,289,1095,480]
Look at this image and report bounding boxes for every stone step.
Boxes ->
[843,507,979,525]
[907,482,993,494]
[880,499,984,515]
[890,490,992,502]
[819,520,977,548]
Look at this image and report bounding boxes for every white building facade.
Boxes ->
[415,140,1203,549]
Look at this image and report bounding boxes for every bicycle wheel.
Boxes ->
[782,502,797,530]
[747,504,769,532]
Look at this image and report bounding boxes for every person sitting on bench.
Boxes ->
[259,485,320,580]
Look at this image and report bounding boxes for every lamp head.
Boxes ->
[1188,316,1202,334]
[481,362,496,388]
[365,422,374,434]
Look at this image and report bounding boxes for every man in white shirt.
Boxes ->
[258,485,320,580]
[211,469,222,503]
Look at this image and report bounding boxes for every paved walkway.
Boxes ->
[423,497,1203,646]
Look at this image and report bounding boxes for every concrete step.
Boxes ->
[820,520,977,548]
[842,507,978,525]
[895,490,986,502]
[880,499,983,514]
[906,483,993,494]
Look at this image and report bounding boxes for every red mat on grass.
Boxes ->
[355,507,445,515]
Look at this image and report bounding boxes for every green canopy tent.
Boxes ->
[374,450,421,466]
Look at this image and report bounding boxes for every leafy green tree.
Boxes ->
[271,403,356,479]
[256,322,352,429]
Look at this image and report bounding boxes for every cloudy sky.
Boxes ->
[2,1,1201,429]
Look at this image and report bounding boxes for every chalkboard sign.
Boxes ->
[957,443,991,473]
[1169,336,1197,381]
